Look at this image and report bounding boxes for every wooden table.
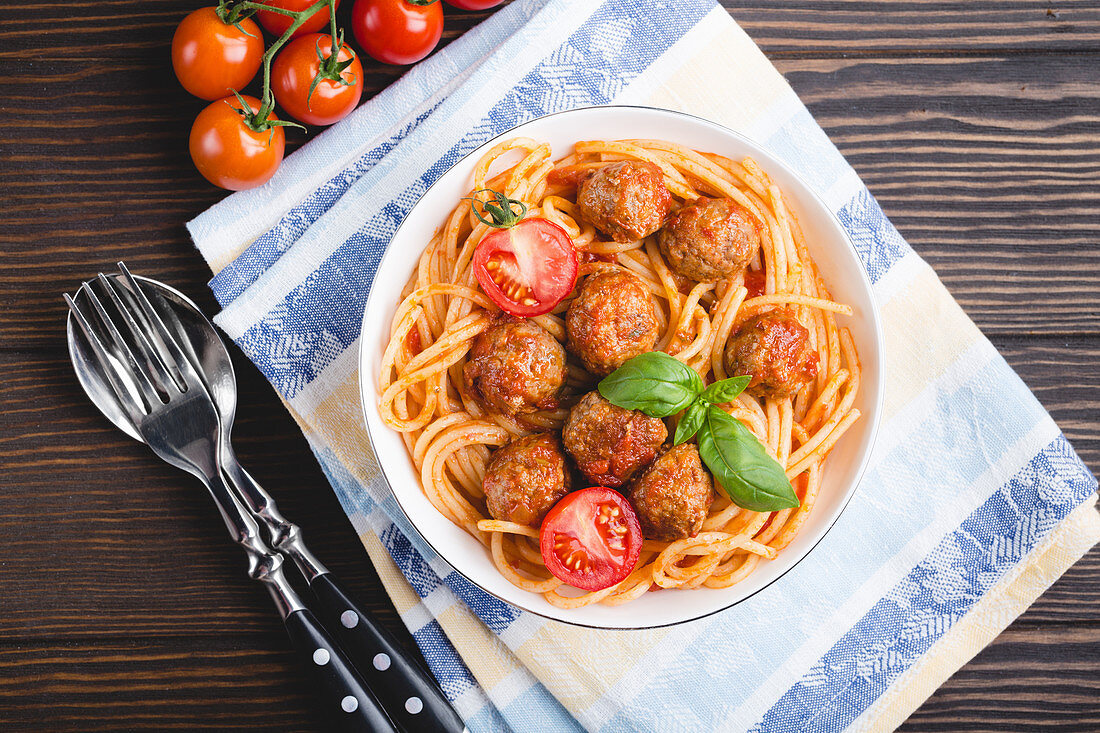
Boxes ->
[1,1,1097,729]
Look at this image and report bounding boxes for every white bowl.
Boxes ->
[359,105,884,629]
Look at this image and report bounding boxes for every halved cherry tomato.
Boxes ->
[540,488,643,592]
[255,0,342,39]
[444,0,505,9]
[351,0,443,66]
[189,96,285,191]
[472,218,578,317]
[172,7,263,101]
[272,33,363,126]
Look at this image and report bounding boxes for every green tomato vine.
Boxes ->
[215,0,350,132]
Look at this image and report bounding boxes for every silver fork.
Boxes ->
[65,267,395,732]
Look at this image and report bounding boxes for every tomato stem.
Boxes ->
[220,0,338,131]
[306,31,357,110]
[464,188,528,229]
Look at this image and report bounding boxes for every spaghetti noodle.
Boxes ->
[379,137,861,608]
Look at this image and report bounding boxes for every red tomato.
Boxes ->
[254,0,342,39]
[172,7,264,101]
[540,488,643,592]
[272,34,363,126]
[189,96,286,191]
[444,0,504,8]
[351,0,443,65]
[472,218,578,317]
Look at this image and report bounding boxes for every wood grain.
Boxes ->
[0,639,319,731]
[2,1,1099,59]
[0,626,1096,731]
[901,625,1100,732]
[0,0,1097,730]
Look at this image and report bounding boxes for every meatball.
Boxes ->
[463,318,566,416]
[577,160,672,242]
[566,270,660,376]
[725,309,819,399]
[562,391,667,488]
[658,197,761,282]
[628,444,713,541]
[483,433,572,526]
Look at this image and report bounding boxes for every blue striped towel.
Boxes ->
[188,0,1099,729]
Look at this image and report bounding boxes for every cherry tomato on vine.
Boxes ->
[254,0,342,39]
[351,0,443,66]
[539,488,643,592]
[189,96,285,191]
[272,34,363,126]
[444,0,505,9]
[172,7,263,101]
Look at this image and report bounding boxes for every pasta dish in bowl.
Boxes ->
[359,106,883,628]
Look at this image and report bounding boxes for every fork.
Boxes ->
[99,267,466,733]
[65,269,396,732]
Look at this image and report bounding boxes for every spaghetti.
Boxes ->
[379,137,861,608]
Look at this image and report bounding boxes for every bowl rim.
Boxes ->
[357,104,885,630]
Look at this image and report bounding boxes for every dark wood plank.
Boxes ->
[2,1,1099,60]
[0,638,318,731]
[0,624,1095,731]
[734,1,1100,56]
[898,625,1100,732]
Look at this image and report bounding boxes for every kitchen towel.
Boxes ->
[188,0,1100,730]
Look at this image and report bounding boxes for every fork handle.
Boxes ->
[285,608,398,732]
[311,573,466,733]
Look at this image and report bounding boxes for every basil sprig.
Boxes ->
[598,353,799,512]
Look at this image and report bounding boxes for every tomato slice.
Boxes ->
[472,218,578,317]
[539,488,642,591]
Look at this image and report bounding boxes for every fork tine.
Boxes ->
[116,262,206,390]
[65,292,152,421]
[96,273,183,393]
[80,281,166,407]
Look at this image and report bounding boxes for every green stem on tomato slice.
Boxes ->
[463,188,528,229]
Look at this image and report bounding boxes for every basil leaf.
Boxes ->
[598,352,704,417]
[697,405,800,512]
[673,399,707,446]
[700,375,751,404]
